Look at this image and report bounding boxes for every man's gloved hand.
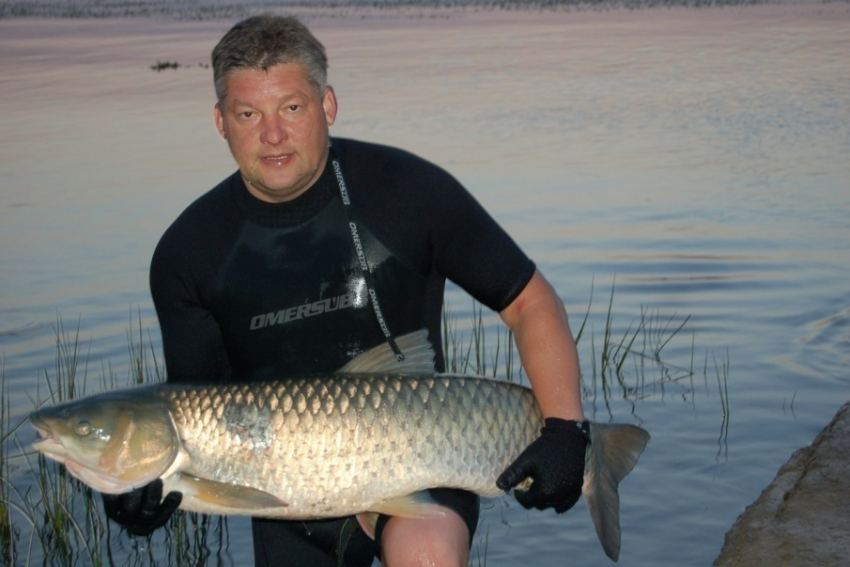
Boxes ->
[496,418,590,514]
[102,479,182,536]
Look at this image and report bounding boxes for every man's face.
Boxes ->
[214,63,337,203]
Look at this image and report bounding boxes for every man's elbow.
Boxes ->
[500,270,562,329]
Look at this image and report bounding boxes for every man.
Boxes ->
[103,15,588,567]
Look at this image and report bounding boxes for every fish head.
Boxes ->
[29,389,179,494]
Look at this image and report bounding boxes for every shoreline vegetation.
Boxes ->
[0,286,711,565]
[0,0,836,20]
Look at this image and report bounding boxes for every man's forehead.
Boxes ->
[221,63,318,103]
[226,61,311,83]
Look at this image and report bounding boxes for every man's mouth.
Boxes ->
[262,154,292,164]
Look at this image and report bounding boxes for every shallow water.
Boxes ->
[1,4,849,565]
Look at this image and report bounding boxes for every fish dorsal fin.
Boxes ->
[337,330,436,376]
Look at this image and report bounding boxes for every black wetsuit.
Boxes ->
[150,138,536,566]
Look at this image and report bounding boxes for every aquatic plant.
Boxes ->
[0,359,13,565]
[151,61,180,72]
[0,315,214,566]
[0,283,695,564]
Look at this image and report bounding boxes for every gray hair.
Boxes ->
[212,15,328,104]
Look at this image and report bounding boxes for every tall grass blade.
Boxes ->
[0,358,15,565]
[1,290,700,565]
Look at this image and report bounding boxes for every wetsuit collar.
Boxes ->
[231,159,338,229]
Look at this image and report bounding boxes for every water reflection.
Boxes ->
[1,293,709,565]
[1,4,848,565]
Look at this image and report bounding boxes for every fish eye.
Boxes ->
[75,420,93,437]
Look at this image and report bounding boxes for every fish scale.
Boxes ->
[159,375,540,518]
[29,331,650,561]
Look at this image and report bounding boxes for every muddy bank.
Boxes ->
[714,401,850,566]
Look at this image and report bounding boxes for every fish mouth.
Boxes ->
[29,415,69,463]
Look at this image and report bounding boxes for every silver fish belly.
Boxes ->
[30,331,649,561]
[162,374,541,518]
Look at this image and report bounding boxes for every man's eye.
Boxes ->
[239,111,254,119]
[288,105,301,112]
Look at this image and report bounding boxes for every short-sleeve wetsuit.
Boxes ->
[150,138,536,566]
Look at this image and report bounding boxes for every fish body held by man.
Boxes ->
[29,331,650,562]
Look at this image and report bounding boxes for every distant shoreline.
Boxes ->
[0,0,842,21]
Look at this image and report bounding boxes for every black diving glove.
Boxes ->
[102,479,182,536]
[496,418,590,514]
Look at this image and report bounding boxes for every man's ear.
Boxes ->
[213,103,226,140]
[323,86,338,127]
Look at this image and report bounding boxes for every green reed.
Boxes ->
[0,315,179,566]
[444,278,692,406]
[442,301,519,382]
[0,358,13,565]
[0,282,695,565]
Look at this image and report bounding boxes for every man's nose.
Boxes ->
[260,115,288,145]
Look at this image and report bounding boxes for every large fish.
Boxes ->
[29,330,649,561]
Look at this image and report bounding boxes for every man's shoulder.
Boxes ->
[153,172,242,260]
[332,137,459,197]
[333,137,414,158]
[164,173,239,231]
[334,138,448,174]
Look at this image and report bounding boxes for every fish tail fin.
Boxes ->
[583,422,650,562]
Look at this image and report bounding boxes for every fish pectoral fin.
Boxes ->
[357,492,448,540]
[171,473,287,510]
[367,491,447,521]
[356,513,379,539]
[336,330,436,375]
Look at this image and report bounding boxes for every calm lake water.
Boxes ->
[1,3,848,565]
